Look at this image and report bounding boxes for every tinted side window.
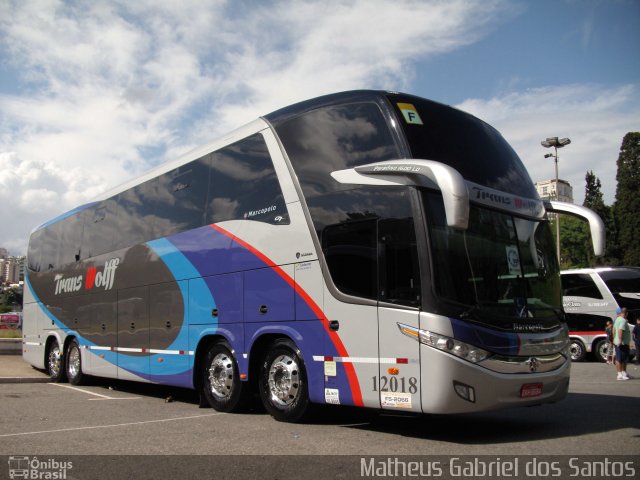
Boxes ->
[82,198,119,258]
[27,229,44,272]
[58,211,85,265]
[112,178,159,251]
[39,223,61,271]
[561,274,603,299]
[318,187,420,305]
[275,102,400,200]
[155,156,210,237]
[599,270,640,294]
[208,134,288,225]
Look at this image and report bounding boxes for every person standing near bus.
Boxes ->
[633,317,640,365]
[613,307,631,380]
[605,320,615,365]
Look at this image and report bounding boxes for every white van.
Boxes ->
[561,267,639,362]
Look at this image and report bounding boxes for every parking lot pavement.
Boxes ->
[0,362,638,457]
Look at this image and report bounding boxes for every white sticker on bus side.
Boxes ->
[324,361,337,377]
[325,388,340,405]
[381,392,412,409]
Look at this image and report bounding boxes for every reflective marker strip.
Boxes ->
[84,345,194,355]
[313,356,415,364]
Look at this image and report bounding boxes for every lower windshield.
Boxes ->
[424,192,562,329]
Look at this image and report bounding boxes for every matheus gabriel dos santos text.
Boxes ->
[360,457,637,478]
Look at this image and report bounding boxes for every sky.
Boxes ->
[0,0,638,255]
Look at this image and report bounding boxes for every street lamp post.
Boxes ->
[541,136,571,263]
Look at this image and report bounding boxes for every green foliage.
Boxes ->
[0,287,23,313]
[558,215,590,268]
[614,132,640,265]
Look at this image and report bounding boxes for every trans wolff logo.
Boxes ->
[53,258,120,295]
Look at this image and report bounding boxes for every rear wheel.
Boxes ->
[201,342,249,412]
[569,339,586,362]
[259,339,310,423]
[47,338,66,382]
[66,339,84,385]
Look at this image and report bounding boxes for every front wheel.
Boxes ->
[259,339,310,423]
[47,338,66,382]
[201,342,249,412]
[569,339,586,362]
[66,339,84,385]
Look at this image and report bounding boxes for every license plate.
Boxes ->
[520,383,543,398]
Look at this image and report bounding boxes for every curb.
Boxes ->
[0,376,51,384]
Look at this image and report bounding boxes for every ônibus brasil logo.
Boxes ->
[53,258,120,295]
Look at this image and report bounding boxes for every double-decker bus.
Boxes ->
[22,91,605,422]
[562,266,640,362]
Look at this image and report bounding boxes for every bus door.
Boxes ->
[117,286,150,380]
[376,218,422,413]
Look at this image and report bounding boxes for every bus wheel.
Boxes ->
[66,339,84,385]
[259,339,310,423]
[47,338,66,382]
[569,339,586,362]
[202,342,248,412]
[593,339,610,363]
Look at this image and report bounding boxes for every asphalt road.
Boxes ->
[0,362,638,479]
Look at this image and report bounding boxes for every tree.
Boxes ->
[559,215,590,268]
[559,170,618,268]
[583,170,619,266]
[614,132,640,265]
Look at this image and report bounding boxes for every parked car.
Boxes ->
[561,267,639,362]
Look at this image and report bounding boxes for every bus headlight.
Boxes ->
[398,323,490,363]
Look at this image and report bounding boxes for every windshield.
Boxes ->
[424,192,562,329]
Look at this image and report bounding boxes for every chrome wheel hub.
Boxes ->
[267,354,300,407]
[68,346,80,378]
[208,353,234,399]
[49,344,61,376]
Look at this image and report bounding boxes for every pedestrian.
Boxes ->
[613,307,631,380]
[633,316,640,366]
[605,320,615,365]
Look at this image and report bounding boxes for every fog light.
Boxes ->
[453,381,476,403]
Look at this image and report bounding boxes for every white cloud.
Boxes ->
[457,84,640,206]
[0,0,516,254]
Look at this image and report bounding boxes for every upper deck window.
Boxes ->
[275,102,401,200]
[388,94,538,199]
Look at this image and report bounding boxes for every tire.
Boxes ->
[593,339,610,363]
[201,342,249,412]
[569,339,586,362]
[47,338,66,382]
[66,339,84,385]
[258,339,310,423]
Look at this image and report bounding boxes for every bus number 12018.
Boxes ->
[372,376,418,394]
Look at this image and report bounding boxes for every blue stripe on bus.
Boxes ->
[450,317,520,356]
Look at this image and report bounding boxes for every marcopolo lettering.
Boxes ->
[246,205,277,218]
[53,258,120,295]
